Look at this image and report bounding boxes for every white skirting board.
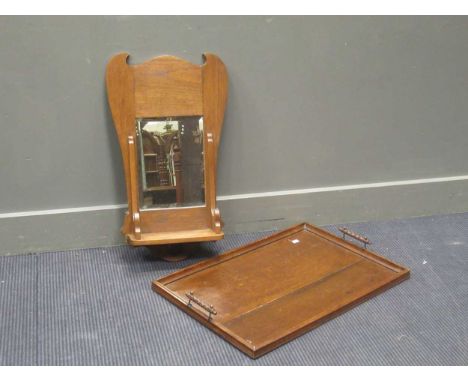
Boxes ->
[1,175,468,255]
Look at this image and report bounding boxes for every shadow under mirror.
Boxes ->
[136,116,205,209]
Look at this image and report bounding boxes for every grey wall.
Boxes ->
[1,16,468,254]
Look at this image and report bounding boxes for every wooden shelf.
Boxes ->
[126,229,224,245]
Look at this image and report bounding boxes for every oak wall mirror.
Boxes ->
[106,53,227,246]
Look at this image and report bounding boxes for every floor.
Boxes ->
[1,213,467,365]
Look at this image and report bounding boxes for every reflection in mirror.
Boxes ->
[136,116,205,209]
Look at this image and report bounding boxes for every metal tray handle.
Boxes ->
[339,227,371,249]
[186,291,217,321]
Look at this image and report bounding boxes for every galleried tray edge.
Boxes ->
[152,222,410,359]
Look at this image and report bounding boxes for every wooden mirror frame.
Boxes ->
[106,53,228,246]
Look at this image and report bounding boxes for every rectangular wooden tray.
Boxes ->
[152,223,410,359]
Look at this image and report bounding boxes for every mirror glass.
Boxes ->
[136,116,205,209]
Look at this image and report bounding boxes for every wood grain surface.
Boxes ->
[106,53,227,245]
[153,222,410,358]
